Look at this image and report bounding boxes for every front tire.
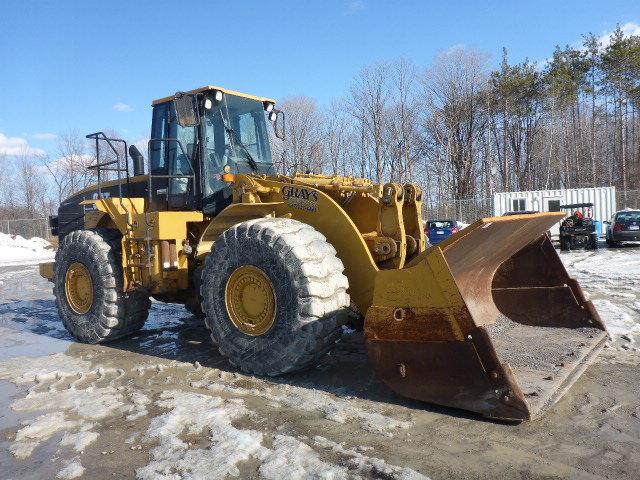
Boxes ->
[54,229,150,343]
[201,218,350,376]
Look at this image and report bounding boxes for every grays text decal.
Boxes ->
[282,186,318,212]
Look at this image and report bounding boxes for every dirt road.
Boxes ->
[1,248,639,479]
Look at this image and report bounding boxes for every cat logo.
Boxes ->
[281,186,319,212]
[83,191,111,211]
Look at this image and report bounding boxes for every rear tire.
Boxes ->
[201,218,350,376]
[54,229,150,343]
[559,237,570,251]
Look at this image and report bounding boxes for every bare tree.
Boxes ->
[421,47,490,201]
[14,147,50,217]
[348,62,391,183]
[277,97,326,174]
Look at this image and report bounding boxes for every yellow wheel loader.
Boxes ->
[40,86,608,421]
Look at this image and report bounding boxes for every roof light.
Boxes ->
[204,98,213,110]
[264,102,274,113]
[268,111,277,122]
[214,90,224,102]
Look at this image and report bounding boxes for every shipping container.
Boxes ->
[493,187,617,237]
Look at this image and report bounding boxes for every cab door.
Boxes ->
[148,101,199,211]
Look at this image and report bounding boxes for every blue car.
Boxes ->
[426,219,459,245]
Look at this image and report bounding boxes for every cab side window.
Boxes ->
[150,103,169,175]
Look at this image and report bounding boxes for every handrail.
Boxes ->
[85,131,133,230]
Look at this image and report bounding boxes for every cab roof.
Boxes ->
[152,85,277,106]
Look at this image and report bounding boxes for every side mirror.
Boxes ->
[273,109,285,140]
[174,93,199,127]
[129,145,145,176]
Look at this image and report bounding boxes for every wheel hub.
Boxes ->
[225,265,276,336]
[65,262,94,314]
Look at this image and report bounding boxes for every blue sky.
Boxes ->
[1,0,638,158]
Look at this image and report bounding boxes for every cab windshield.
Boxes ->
[202,94,273,197]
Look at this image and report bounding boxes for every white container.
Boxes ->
[493,187,617,237]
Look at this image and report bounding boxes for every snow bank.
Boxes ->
[0,232,54,266]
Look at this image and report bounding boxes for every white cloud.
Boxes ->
[597,22,640,48]
[113,102,133,112]
[346,0,365,14]
[32,132,58,141]
[0,132,46,156]
[533,21,640,72]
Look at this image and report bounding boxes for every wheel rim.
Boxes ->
[65,262,94,314]
[225,265,276,336]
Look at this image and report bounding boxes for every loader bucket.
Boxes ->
[364,213,608,421]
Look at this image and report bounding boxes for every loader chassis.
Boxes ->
[40,85,607,421]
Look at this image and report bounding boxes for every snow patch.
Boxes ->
[314,435,430,480]
[137,390,269,479]
[60,423,99,452]
[562,249,640,342]
[12,384,126,420]
[56,459,85,479]
[259,435,348,479]
[0,353,90,384]
[11,412,79,458]
[126,391,151,421]
[207,380,412,434]
[0,233,54,266]
[592,299,640,337]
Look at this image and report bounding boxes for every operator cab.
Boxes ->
[148,86,284,214]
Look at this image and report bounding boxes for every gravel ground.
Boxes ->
[1,245,639,480]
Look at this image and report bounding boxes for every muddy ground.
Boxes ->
[1,247,640,479]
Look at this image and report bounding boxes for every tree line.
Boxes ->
[273,26,640,213]
[1,26,638,224]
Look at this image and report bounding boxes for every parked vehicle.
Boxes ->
[425,219,458,244]
[559,203,598,251]
[606,209,640,247]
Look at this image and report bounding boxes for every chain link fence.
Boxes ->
[423,197,493,224]
[0,218,50,240]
